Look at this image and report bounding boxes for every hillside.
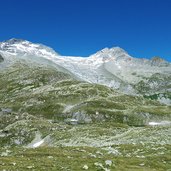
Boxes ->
[0,39,171,170]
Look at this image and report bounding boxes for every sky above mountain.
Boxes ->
[0,0,171,62]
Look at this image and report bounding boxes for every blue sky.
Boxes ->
[0,0,171,61]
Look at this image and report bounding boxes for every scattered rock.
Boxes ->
[65,118,78,125]
[67,156,73,159]
[1,108,12,114]
[83,165,89,170]
[96,151,103,155]
[105,160,112,167]
[139,163,145,166]
[105,147,120,156]
[94,162,111,171]
[47,156,53,159]
[72,111,92,124]
[1,150,11,157]
[89,153,96,158]
[1,152,8,157]
[27,165,34,169]
[94,162,103,167]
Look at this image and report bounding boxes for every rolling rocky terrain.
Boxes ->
[0,39,171,170]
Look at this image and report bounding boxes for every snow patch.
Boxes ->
[33,139,44,148]
[26,131,51,148]
[27,131,42,148]
[148,121,171,126]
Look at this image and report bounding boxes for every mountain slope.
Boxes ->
[1,39,170,97]
[0,56,170,131]
[0,39,171,171]
[0,38,60,57]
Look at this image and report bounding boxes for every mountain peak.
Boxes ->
[109,46,127,52]
[151,56,164,62]
[90,46,130,61]
[5,38,25,44]
[150,56,169,66]
[0,38,60,57]
[94,46,127,55]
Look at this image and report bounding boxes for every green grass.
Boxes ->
[0,144,170,171]
[144,92,171,101]
[1,111,171,170]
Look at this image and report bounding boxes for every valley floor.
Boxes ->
[0,144,171,171]
[1,122,171,171]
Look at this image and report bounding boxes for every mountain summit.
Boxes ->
[0,38,60,57]
[90,47,129,59]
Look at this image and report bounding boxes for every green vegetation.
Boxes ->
[0,133,171,170]
[144,92,171,101]
[1,118,171,170]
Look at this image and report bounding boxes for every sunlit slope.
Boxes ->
[0,59,170,126]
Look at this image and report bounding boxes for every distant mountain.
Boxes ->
[1,38,170,96]
[0,38,60,57]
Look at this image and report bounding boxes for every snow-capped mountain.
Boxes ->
[0,38,60,58]
[0,38,171,95]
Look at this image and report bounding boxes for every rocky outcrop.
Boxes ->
[0,54,4,63]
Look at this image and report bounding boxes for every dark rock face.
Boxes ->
[0,54,4,63]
